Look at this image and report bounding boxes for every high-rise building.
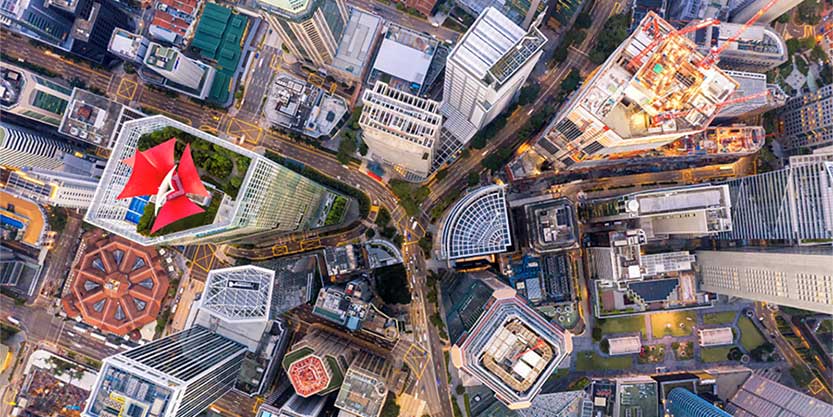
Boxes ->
[83,326,247,417]
[143,42,215,98]
[334,352,392,417]
[0,247,43,298]
[441,7,546,144]
[359,81,442,180]
[583,184,733,240]
[5,168,99,209]
[778,84,833,155]
[718,161,833,244]
[697,247,833,313]
[690,23,787,72]
[0,123,72,170]
[665,387,731,417]
[257,394,328,417]
[716,71,786,119]
[727,373,833,416]
[257,0,349,67]
[455,0,546,29]
[85,115,328,246]
[730,0,802,26]
[439,185,512,262]
[515,12,738,177]
[281,329,355,397]
[1,63,72,128]
[444,272,572,409]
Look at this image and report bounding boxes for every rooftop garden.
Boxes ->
[136,194,221,237]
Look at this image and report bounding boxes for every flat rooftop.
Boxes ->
[331,8,380,80]
[334,367,388,417]
[0,191,46,247]
[370,23,438,90]
[59,88,142,148]
[481,318,555,392]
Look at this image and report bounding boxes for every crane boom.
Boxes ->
[699,0,781,68]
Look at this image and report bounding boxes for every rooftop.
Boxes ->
[334,366,389,417]
[145,43,179,71]
[58,88,144,149]
[615,379,658,417]
[330,8,380,80]
[697,327,734,347]
[440,185,512,261]
[524,198,578,252]
[62,229,169,337]
[0,190,47,247]
[370,23,438,90]
[727,374,833,417]
[201,265,275,322]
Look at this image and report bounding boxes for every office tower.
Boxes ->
[334,352,392,417]
[83,326,247,417]
[0,123,72,170]
[668,0,703,22]
[0,0,132,66]
[455,0,545,29]
[0,247,42,298]
[778,84,833,155]
[359,81,442,180]
[515,12,738,177]
[690,23,787,72]
[1,63,72,128]
[697,247,833,313]
[727,374,833,416]
[143,43,215,95]
[5,168,99,209]
[282,329,355,397]
[444,271,571,409]
[257,394,328,417]
[439,185,512,262]
[719,161,833,244]
[583,184,733,239]
[730,0,802,25]
[59,87,146,150]
[666,387,731,417]
[108,28,150,63]
[257,0,349,67]
[441,7,546,144]
[85,115,328,246]
[716,71,786,119]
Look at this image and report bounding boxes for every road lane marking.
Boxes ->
[116,78,139,101]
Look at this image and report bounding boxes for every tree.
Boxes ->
[467,171,480,186]
[359,140,368,156]
[338,135,357,164]
[589,13,630,64]
[560,68,582,93]
[518,84,541,106]
[374,264,411,305]
[365,228,375,239]
[592,325,602,342]
[575,12,592,29]
[796,0,821,25]
[375,207,391,227]
[600,339,610,354]
[379,395,400,417]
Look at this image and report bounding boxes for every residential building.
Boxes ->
[334,352,392,417]
[5,168,98,209]
[666,387,731,417]
[439,185,512,262]
[697,247,833,314]
[0,123,72,170]
[514,12,738,177]
[778,84,833,154]
[0,0,133,66]
[281,329,355,397]
[85,115,328,246]
[726,373,833,416]
[444,272,571,409]
[730,0,801,25]
[143,42,215,99]
[359,81,442,180]
[716,70,786,119]
[1,63,72,127]
[690,22,787,72]
[455,0,545,29]
[583,185,733,239]
[718,161,833,244]
[258,0,349,67]
[83,326,247,417]
[62,229,169,336]
[441,7,546,144]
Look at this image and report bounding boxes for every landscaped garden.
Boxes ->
[738,317,767,352]
[637,344,666,364]
[575,351,632,371]
[651,311,696,337]
[672,342,694,361]
[700,346,735,363]
[599,316,647,338]
[324,195,348,226]
[703,311,737,325]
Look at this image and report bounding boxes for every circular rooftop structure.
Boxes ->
[201,265,275,322]
[62,230,169,337]
[440,185,512,260]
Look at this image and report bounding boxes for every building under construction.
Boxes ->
[511,11,743,178]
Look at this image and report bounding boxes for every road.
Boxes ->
[36,211,83,301]
[346,0,459,43]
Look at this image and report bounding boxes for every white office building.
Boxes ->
[439,184,512,262]
[83,326,247,417]
[697,247,833,314]
[360,81,442,180]
[0,123,72,170]
[717,70,787,119]
[690,22,787,72]
[257,0,349,67]
[441,7,546,144]
[719,161,833,244]
[730,0,801,25]
[85,115,327,246]
[778,84,833,154]
[5,168,98,209]
[143,42,215,98]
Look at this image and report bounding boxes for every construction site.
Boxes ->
[512,0,783,178]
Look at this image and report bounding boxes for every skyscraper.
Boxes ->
[257,0,349,67]
[85,115,328,246]
[697,247,833,313]
[5,168,99,209]
[716,71,786,119]
[143,42,215,98]
[282,329,355,397]
[441,7,546,144]
[359,81,442,180]
[778,84,833,155]
[726,373,833,416]
[83,326,247,417]
[666,387,731,417]
[1,63,72,128]
[718,161,833,244]
[730,0,801,26]
[689,23,787,72]
[0,123,72,170]
[514,12,739,177]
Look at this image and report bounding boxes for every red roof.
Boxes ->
[151,10,190,37]
[157,0,197,15]
[62,230,169,337]
[287,355,331,397]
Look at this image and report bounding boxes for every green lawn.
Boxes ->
[600,316,647,337]
[701,346,734,363]
[704,311,737,325]
[575,351,632,371]
[738,317,767,352]
[651,311,696,337]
